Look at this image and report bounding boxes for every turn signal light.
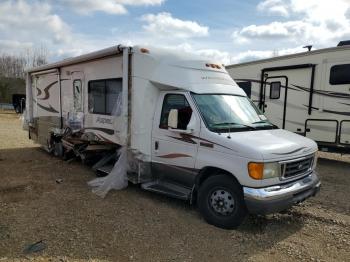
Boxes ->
[248,162,264,180]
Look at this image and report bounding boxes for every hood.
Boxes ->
[209,129,317,161]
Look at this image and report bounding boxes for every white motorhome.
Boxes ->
[25,45,320,229]
[226,42,350,154]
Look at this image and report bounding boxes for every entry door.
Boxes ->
[152,93,200,188]
[263,76,287,128]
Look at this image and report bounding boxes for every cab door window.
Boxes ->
[160,94,192,130]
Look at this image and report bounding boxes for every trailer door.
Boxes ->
[262,76,287,128]
[323,62,350,145]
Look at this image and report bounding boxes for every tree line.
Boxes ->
[0,46,48,79]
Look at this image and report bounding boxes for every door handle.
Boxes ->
[155,141,159,150]
[306,128,311,132]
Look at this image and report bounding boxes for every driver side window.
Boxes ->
[160,94,192,130]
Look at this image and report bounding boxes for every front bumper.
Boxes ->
[243,171,321,214]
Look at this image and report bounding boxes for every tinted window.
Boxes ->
[237,81,252,98]
[160,94,192,130]
[270,81,281,99]
[330,64,350,85]
[88,79,122,115]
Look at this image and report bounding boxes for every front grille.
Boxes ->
[281,155,314,179]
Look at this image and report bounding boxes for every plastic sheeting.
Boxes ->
[67,111,84,132]
[88,147,128,198]
[21,110,29,131]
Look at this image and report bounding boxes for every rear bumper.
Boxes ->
[243,171,320,215]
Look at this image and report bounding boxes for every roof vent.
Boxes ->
[337,40,350,46]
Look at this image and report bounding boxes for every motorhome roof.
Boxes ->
[226,45,350,69]
[26,45,125,74]
[26,45,223,74]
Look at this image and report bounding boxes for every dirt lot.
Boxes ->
[0,111,349,262]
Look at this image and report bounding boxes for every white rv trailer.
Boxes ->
[25,45,320,229]
[226,42,350,154]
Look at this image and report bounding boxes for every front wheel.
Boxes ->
[198,175,247,229]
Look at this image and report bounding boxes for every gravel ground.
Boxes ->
[0,111,349,262]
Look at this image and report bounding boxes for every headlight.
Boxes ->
[248,162,280,180]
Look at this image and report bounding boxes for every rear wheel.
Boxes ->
[198,174,247,229]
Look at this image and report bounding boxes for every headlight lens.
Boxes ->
[248,162,280,180]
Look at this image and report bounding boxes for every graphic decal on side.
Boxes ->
[167,133,236,151]
[84,127,115,135]
[36,79,70,100]
[36,102,59,113]
[158,153,192,159]
[293,84,350,99]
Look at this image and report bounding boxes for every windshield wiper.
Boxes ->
[252,120,269,124]
[252,120,278,129]
[212,122,256,130]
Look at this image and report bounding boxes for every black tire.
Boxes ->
[198,174,247,229]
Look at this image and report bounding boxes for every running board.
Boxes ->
[141,181,191,200]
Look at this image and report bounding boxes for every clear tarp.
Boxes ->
[88,147,128,198]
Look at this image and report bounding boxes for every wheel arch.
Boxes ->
[190,166,242,204]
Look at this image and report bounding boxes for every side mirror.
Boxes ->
[168,109,178,129]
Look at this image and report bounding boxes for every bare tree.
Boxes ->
[0,45,48,79]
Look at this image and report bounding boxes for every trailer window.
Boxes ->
[88,78,122,115]
[270,81,281,99]
[330,64,350,85]
[73,80,82,112]
[160,94,192,130]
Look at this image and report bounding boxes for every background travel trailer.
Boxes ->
[226,42,350,154]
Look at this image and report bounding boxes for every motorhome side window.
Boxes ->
[270,81,281,99]
[237,81,252,98]
[73,80,82,112]
[329,64,350,85]
[160,94,192,130]
[88,79,122,115]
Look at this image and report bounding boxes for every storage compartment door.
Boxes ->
[340,121,350,145]
[305,120,338,143]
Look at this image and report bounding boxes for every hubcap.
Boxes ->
[209,189,235,215]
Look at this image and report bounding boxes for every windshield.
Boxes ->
[192,94,276,132]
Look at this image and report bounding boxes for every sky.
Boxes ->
[1,0,350,64]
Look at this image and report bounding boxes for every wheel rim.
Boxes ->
[209,189,235,216]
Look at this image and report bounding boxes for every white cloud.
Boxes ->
[0,0,72,49]
[257,0,289,17]
[58,0,165,15]
[233,0,350,48]
[141,12,209,38]
[231,46,305,64]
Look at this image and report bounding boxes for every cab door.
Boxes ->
[151,92,200,188]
